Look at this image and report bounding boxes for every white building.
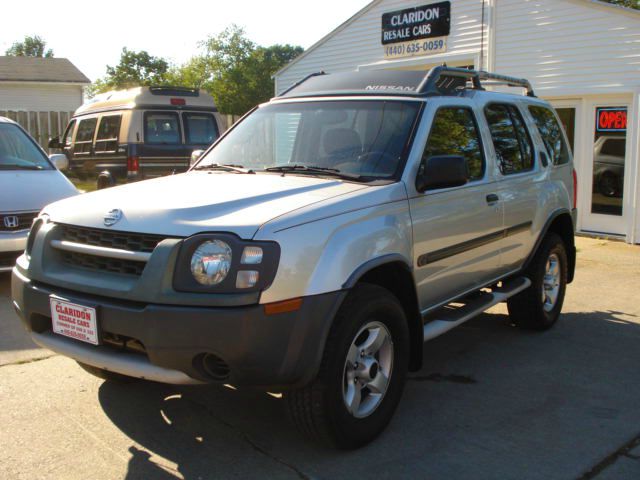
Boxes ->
[275,0,640,243]
[0,56,90,147]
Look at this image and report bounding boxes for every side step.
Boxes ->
[422,277,531,342]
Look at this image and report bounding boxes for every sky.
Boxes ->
[3,0,371,81]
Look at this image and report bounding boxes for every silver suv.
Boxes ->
[12,67,576,449]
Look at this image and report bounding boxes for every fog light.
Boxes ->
[236,270,259,289]
[241,246,263,264]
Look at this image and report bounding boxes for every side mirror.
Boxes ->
[416,155,468,192]
[190,149,204,167]
[49,153,69,171]
[48,136,63,149]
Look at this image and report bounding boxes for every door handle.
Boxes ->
[486,194,499,204]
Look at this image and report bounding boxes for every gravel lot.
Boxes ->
[1,236,639,479]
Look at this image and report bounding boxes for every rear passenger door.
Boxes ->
[484,102,542,274]
[409,102,503,311]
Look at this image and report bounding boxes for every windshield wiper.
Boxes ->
[193,163,254,174]
[263,165,362,180]
[0,164,44,170]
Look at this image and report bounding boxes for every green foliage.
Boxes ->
[601,0,639,8]
[5,35,54,57]
[88,25,303,114]
[88,48,169,96]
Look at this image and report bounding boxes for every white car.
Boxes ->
[0,117,78,272]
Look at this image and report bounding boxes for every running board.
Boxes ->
[422,277,531,342]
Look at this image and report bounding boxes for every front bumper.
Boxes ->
[0,230,27,272]
[12,268,346,388]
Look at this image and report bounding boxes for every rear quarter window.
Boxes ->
[144,112,181,144]
[484,103,534,175]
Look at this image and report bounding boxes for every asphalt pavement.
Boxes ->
[1,236,639,480]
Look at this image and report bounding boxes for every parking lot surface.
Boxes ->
[1,236,639,480]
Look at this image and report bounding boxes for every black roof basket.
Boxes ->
[418,66,536,97]
[149,86,200,97]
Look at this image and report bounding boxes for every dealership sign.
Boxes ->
[381,2,451,59]
[596,107,627,132]
[382,2,451,44]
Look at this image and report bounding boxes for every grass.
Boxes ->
[65,175,97,193]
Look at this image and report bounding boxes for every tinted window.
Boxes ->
[63,120,76,146]
[145,112,181,144]
[0,124,50,170]
[96,115,121,140]
[485,104,534,174]
[76,118,97,142]
[529,106,570,165]
[184,113,218,145]
[423,107,485,180]
[601,138,625,157]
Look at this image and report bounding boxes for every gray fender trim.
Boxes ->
[342,253,413,289]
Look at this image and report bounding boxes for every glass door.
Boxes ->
[581,101,630,235]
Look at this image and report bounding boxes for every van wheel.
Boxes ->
[77,362,137,383]
[507,233,568,330]
[285,284,409,449]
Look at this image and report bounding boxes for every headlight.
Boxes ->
[190,240,232,285]
[173,233,280,294]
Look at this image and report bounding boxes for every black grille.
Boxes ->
[58,225,170,276]
[0,211,38,231]
[61,225,166,253]
[0,251,21,269]
[61,251,146,276]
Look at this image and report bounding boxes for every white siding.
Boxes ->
[0,83,84,111]
[494,0,640,96]
[276,0,487,93]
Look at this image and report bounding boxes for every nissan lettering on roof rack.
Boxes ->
[13,66,576,449]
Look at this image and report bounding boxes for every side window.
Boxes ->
[484,104,534,174]
[94,115,121,153]
[529,106,570,165]
[183,113,218,145]
[74,118,97,154]
[144,112,181,144]
[422,106,485,181]
[63,120,76,146]
[600,138,625,157]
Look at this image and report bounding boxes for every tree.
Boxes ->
[5,35,54,57]
[89,48,170,96]
[169,25,303,115]
[602,0,639,8]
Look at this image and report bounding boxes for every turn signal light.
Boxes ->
[127,155,139,173]
[264,297,303,315]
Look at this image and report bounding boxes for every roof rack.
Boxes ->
[418,66,536,97]
[278,71,327,96]
[417,65,535,97]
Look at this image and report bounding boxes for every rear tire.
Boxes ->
[77,362,137,383]
[507,233,568,330]
[285,283,409,449]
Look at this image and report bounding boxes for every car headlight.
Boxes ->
[190,240,233,285]
[174,233,280,294]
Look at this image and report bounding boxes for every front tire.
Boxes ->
[285,283,409,449]
[507,233,568,330]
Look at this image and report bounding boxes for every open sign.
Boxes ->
[596,107,627,132]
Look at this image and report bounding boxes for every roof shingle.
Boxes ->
[0,56,90,84]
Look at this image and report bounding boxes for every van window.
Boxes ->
[485,104,534,174]
[422,107,485,181]
[600,138,625,157]
[95,115,121,153]
[184,113,218,145]
[75,118,97,154]
[145,112,181,144]
[529,106,570,165]
[63,120,76,146]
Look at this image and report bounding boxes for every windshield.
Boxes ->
[196,100,421,180]
[0,124,51,170]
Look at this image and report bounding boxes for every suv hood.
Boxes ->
[44,171,368,238]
